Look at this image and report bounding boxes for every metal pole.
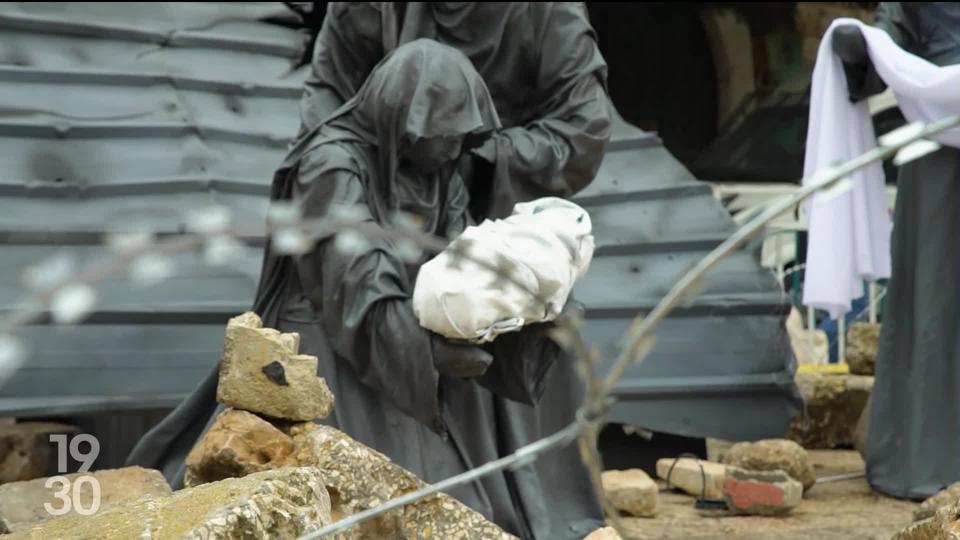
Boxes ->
[868,282,878,324]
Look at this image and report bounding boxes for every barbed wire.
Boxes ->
[0,114,955,540]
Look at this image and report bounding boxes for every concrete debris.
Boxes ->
[216,311,334,421]
[601,469,657,517]
[722,466,803,516]
[288,422,515,539]
[5,467,332,540]
[656,458,726,500]
[786,372,873,449]
[184,409,295,488]
[0,466,171,533]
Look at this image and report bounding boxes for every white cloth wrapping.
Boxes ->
[803,18,960,318]
[413,197,594,343]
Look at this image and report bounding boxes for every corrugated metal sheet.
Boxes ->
[0,2,798,443]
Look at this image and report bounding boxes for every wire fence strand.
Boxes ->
[1,114,955,540]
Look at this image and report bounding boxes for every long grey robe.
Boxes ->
[865,2,960,500]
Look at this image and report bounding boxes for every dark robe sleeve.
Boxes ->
[874,3,917,52]
[479,3,612,217]
[292,147,447,434]
[298,2,384,135]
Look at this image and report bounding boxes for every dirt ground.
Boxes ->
[611,450,918,540]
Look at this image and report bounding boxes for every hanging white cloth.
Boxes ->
[413,197,594,343]
[803,18,960,318]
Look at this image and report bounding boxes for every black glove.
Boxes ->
[431,334,493,379]
[832,24,888,103]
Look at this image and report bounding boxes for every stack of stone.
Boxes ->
[5,312,514,539]
[719,439,814,516]
[786,322,878,452]
[189,312,514,539]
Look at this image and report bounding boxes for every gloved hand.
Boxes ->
[832,24,888,103]
[431,334,493,379]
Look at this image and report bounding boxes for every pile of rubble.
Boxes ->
[589,320,924,538]
[0,312,513,539]
[598,438,814,524]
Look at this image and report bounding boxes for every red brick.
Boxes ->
[722,466,802,516]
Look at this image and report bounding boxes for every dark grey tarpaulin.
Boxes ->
[851,2,960,500]
[0,0,797,503]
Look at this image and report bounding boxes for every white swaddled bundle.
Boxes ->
[413,197,594,343]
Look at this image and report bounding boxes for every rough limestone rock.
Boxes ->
[854,394,871,459]
[184,409,295,488]
[786,372,873,449]
[722,466,803,516]
[288,423,515,539]
[216,311,334,421]
[7,467,331,540]
[656,458,726,500]
[0,466,171,533]
[0,422,79,484]
[722,439,816,491]
[915,482,960,521]
[895,499,960,540]
[601,469,657,517]
[846,322,880,375]
[583,526,623,540]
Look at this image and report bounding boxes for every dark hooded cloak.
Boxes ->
[127,38,604,539]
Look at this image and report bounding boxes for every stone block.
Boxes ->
[216,311,333,421]
[786,373,873,449]
[655,458,726,500]
[184,409,295,488]
[601,469,657,517]
[0,466,171,533]
[6,467,331,540]
[722,466,803,516]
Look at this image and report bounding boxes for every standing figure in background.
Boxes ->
[300,2,612,221]
[833,2,960,499]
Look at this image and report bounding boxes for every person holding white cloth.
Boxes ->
[805,3,960,500]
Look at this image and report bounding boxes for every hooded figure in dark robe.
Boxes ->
[127,38,605,539]
[833,2,960,500]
